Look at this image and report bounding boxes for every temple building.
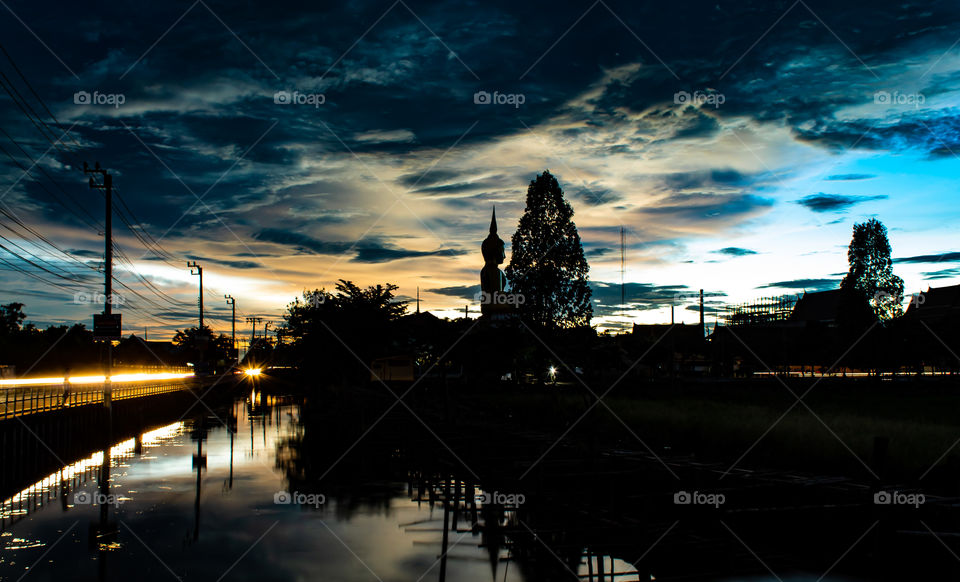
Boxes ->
[479,207,519,320]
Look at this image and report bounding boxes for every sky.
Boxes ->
[1,0,960,339]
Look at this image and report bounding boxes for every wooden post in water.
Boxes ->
[439,477,451,582]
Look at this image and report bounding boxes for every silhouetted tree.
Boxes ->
[172,325,233,364]
[0,302,25,335]
[840,218,904,322]
[0,304,103,374]
[505,171,592,329]
[282,280,407,383]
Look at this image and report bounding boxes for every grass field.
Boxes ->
[459,377,960,488]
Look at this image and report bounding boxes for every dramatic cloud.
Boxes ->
[712,247,757,257]
[895,252,960,264]
[922,268,960,280]
[254,229,466,263]
[353,247,467,264]
[795,194,888,213]
[825,174,876,181]
[638,194,775,223]
[427,285,481,300]
[3,0,960,334]
[590,282,725,317]
[253,229,354,256]
[758,279,840,291]
[186,255,265,270]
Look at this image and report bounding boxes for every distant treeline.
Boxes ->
[0,303,234,376]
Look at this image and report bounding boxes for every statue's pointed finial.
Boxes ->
[490,206,497,234]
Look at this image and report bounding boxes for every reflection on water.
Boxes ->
[0,392,538,581]
[0,389,882,581]
[1,422,183,531]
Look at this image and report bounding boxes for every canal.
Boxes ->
[0,386,938,580]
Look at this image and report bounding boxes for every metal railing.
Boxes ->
[1,379,197,420]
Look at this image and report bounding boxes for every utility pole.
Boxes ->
[225,295,236,360]
[85,163,113,318]
[85,162,115,400]
[187,261,203,329]
[699,289,705,337]
[245,316,262,348]
[620,225,626,333]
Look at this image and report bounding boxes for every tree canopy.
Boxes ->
[281,280,408,382]
[840,218,904,322]
[171,325,235,364]
[505,171,592,328]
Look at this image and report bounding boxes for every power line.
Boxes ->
[0,46,259,338]
[0,40,88,155]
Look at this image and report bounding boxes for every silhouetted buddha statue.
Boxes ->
[480,207,506,314]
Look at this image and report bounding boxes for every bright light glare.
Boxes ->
[244,368,262,377]
[0,377,64,386]
[0,372,195,387]
[68,375,107,384]
[109,372,193,383]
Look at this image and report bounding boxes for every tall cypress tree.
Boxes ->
[505,170,592,328]
[840,218,904,322]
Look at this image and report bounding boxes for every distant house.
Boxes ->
[897,284,960,373]
[113,334,179,368]
[788,288,875,327]
[902,284,960,323]
[712,288,876,375]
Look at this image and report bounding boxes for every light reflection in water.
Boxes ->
[0,421,184,526]
[0,393,850,581]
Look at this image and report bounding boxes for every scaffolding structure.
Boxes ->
[722,295,797,327]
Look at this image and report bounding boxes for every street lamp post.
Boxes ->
[225,295,236,362]
[187,262,203,329]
